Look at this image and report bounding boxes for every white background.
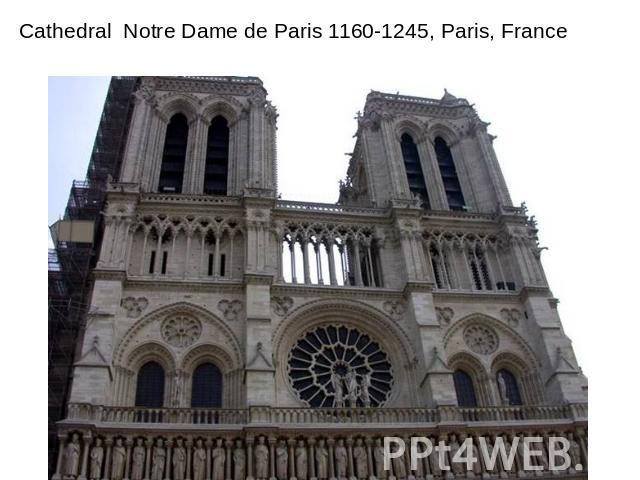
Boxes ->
[2,0,639,475]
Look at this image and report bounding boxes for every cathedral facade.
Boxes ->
[53,76,588,480]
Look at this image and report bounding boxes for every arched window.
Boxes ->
[453,369,478,407]
[497,368,523,405]
[434,137,466,211]
[400,134,430,208]
[203,116,229,195]
[191,363,223,408]
[135,361,165,407]
[158,113,189,193]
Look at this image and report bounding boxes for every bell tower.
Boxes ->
[118,76,278,196]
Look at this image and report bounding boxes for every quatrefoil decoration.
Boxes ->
[161,314,202,348]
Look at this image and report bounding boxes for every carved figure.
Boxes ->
[173,438,187,480]
[173,371,183,407]
[360,374,371,408]
[296,440,308,480]
[193,439,207,480]
[63,433,81,477]
[568,433,582,470]
[151,439,166,480]
[392,445,406,479]
[315,439,329,480]
[276,440,288,480]
[89,438,104,480]
[335,439,348,479]
[111,438,126,480]
[255,437,269,480]
[497,372,510,405]
[353,439,368,479]
[449,435,464,475]
[331,372,344,407]
[345,370,359,407]
[212,439,226,480]
[233,440,246,480]
[373,439,387,480]
[131,438,146,480]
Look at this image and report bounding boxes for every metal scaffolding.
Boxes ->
[48,76,138,477]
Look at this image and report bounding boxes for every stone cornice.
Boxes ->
[93,269,127,282]
[519,286,553,301]
[433,290,522,304]
[271,283,404,300]
[244,273,274,286]
[124,277,244,293]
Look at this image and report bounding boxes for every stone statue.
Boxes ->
[131,438,146,480]
[392,445,406,480]
[373,439,387,480]
[193,439,207,480]
[497,372,510,405]
[345,370,359,407]
[212,439,226,480]
[111,438,127,480]
[448,435,464,475]
[502,436,516,473]
[255,437,269,480]
[459,434,482,475]
[568,433,582,470]
[331,372,344,407]
[173,438,187,480]
[353,439,368,479]
[233,439,246,480]
[276,440,288,480]
[89,438,104,480]
[334,439,348,479]
[63,433,81,477]
[295,439,308,480]
[173,371,183,407]
[315,439,329,480]
[151,439,166,480]
[359,374,371,408]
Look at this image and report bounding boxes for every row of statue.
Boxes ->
[58,432,585,480]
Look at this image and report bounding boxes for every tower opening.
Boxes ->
[400,133,430,208]
[204,115,230,195]
[434,136,466,210]
[158,113,189,193]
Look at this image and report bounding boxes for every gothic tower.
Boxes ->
[51,77,587,480]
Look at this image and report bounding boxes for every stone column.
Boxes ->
[165,440,173,480]
[206,439,213,480]
[346,439,355,480]
[53,435,66,480]
[125,438,133,480]
[225,440,233,480]
[287,439,296,480]
[247,437,255,480]
[268,437,277,480]
[145,439,153,480]
[80,433,92,480]
[364,439,374,480]
[103,438,113,480]
[326,239,338,286]
[187,439,193,480]
[308,439,316,480]
[289,241,297,283]
[302,238,311,284]
[327,439,336,480]
[352,242,363,286]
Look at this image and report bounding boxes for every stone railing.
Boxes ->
[275,200,385,216]
[55,404,588,480]
[66,403,587,426]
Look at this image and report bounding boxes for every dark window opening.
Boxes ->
[497,368,523,405]
[400,134,430,209]
[158,113,189,193]
[219,254,226,277]
[208,254,214,276]
[135,361,165,408]
[161,251,168,274]
[434,137,466,211]
[149,251,156,274]
[496,281,516,291]
[204,116,229,195]
[454,369,478,407]
[191,363,222,408]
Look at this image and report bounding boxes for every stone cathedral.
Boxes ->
[53,76,588,480]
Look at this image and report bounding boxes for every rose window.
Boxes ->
[463,324,499,355]
[161,314,202,348]
[287,324,394,408]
